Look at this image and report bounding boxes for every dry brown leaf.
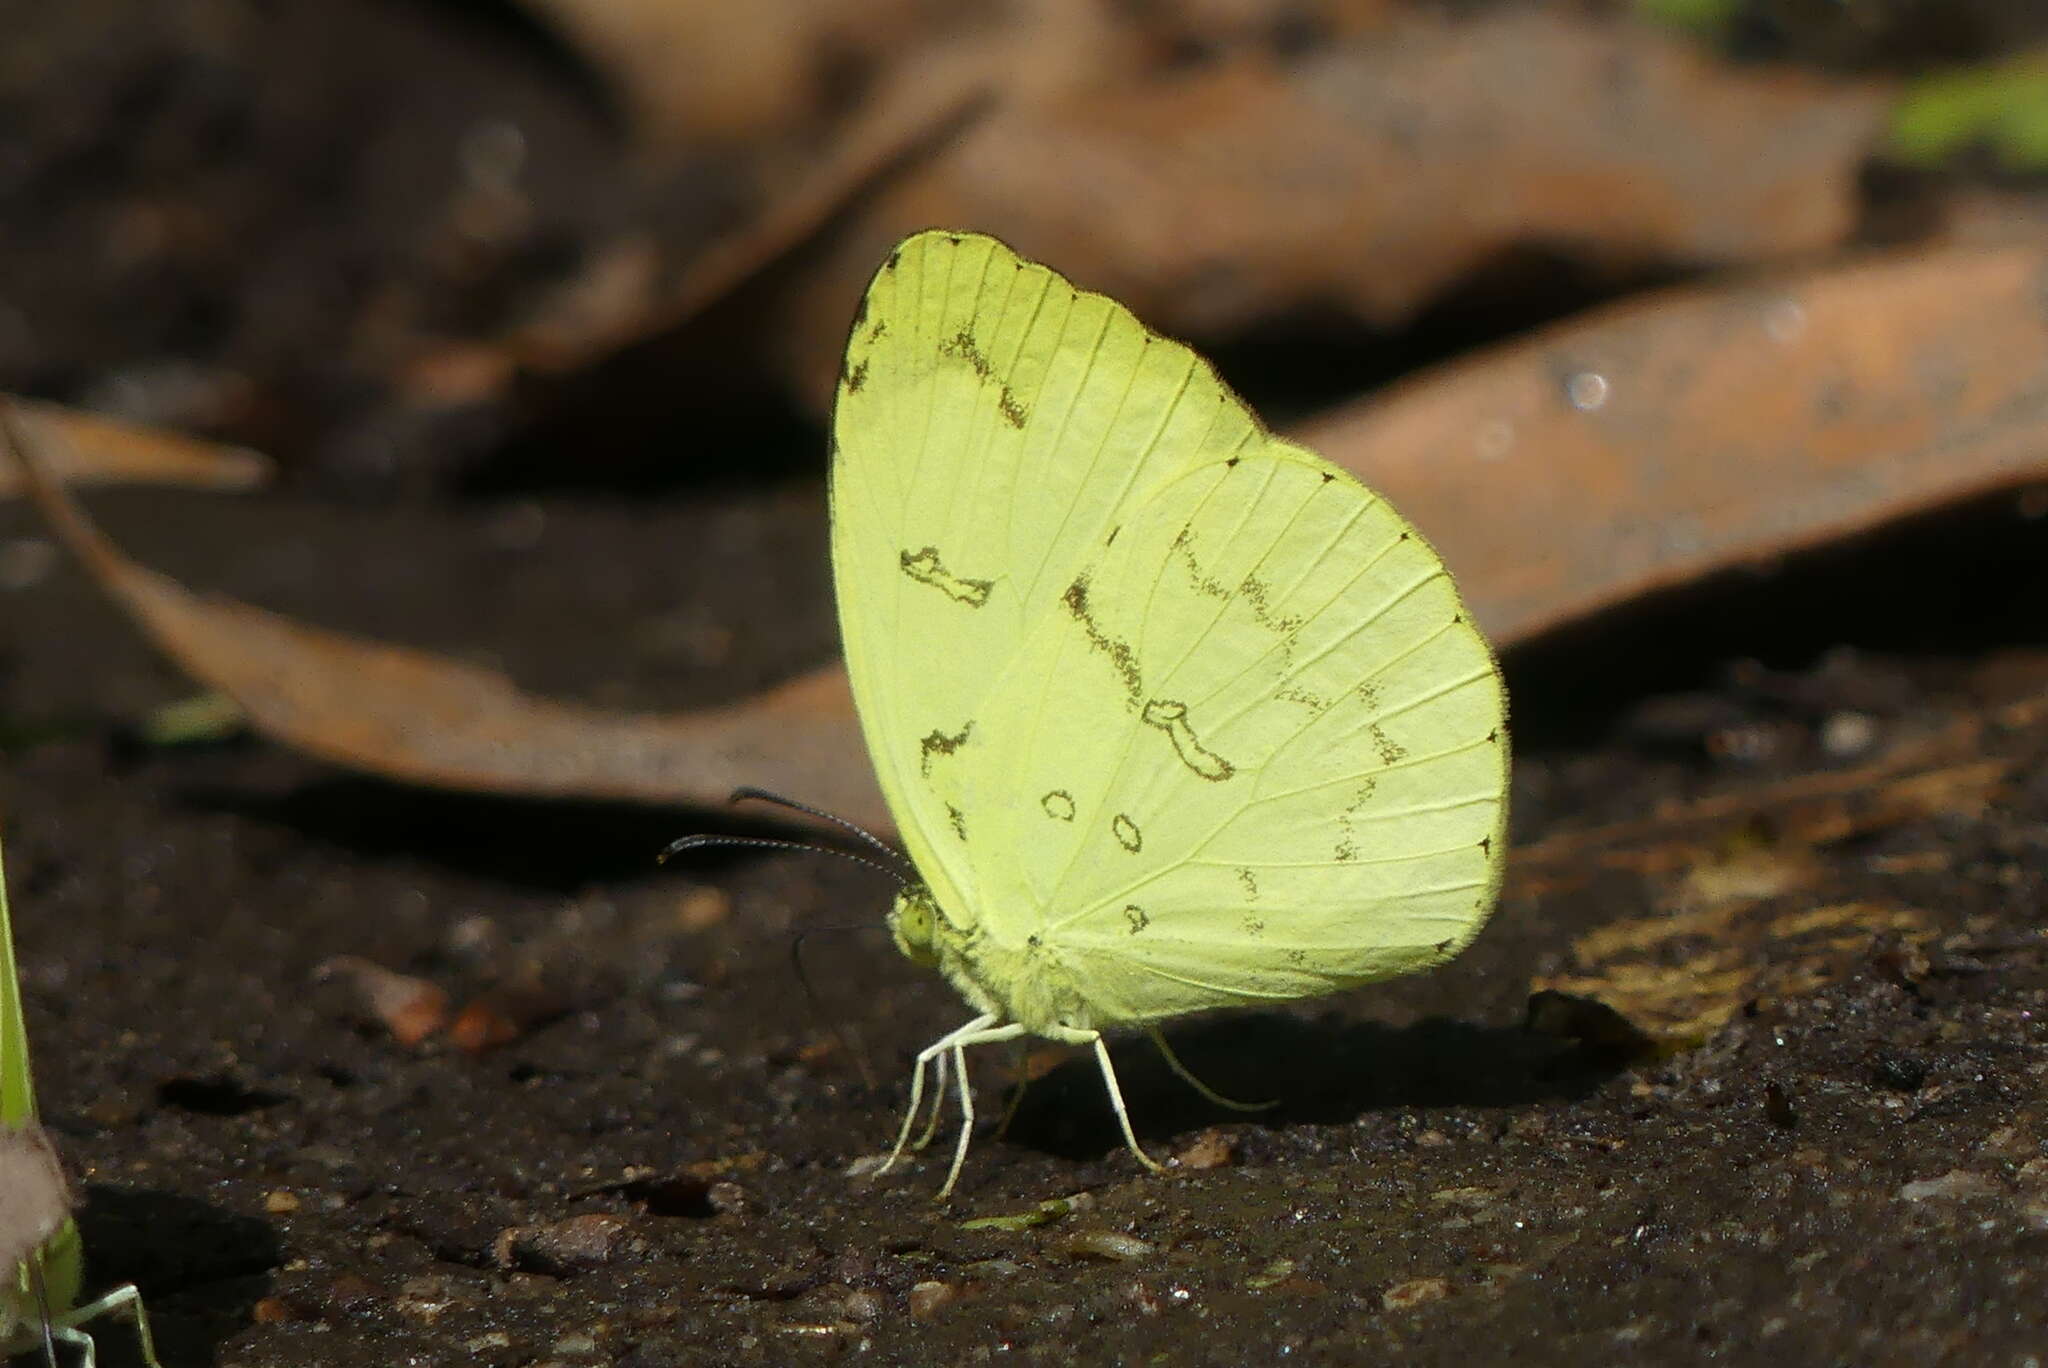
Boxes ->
[770,10,1889,400]
[1514,693,2044,1042]
[0,403,888,832]
[0,396,269,497]
[1299,242,2048,644]
[1533,899,1939,1044]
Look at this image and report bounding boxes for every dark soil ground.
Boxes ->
[8,483,2048,1367]
[5,3,2048,1366]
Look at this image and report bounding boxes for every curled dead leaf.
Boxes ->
[0,396,269,497]
[0,402,886,831]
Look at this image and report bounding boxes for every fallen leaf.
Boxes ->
[1,401,887,830]
[770,10,1888,400]
[1535,896,1943,1044]
[0,396,269,497]
[1299,242,2048,644]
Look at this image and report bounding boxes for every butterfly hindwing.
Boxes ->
[968,446,1506,1023]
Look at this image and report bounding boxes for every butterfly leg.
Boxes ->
[1147,1027,1275,1112]
[936,1021,1027,1200]
[50,1325,94,1368]
[60,1286,161,1368]
[1048,1029,1164,1174]
[911,1048,951,1151]
[882,1014,995,1175]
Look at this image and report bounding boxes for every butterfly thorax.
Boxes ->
[887,886,1097,1037]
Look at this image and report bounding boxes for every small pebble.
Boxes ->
[494,1213,631,1274]
[907,1280,958,1319]
[393,1275,464,1323]
[1172,1127,1237,1170]
[843,1288,886,1321]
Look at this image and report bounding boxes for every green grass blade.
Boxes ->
[0,830,36,1129]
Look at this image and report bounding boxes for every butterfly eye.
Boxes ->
[887,890,939,968]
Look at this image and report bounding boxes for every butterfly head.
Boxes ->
[886,886,942,968]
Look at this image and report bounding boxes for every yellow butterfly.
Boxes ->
[830,230,1509,1197]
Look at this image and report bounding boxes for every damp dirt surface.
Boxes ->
[6,484,2048,1367]
[6,3,2048,1365]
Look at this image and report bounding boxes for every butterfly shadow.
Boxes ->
[999,1009,1627,1165]
[74,1184,282,1367]
[175,773,746,891]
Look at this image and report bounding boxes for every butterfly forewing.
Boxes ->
[831,231,1260,908]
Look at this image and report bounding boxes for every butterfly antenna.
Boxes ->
[727,788,911,872]
[659,833,909,888]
